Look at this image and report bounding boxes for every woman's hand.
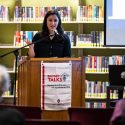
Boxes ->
[25,40,34,47]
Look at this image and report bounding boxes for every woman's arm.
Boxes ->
[26,32,41,58]
[28,44,35,58]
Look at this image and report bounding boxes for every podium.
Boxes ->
[17,58,85,120]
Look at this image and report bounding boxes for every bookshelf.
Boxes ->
[79,0,125,108]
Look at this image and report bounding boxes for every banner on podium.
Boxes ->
[41,62,72,110]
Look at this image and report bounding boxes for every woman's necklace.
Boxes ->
[49,33,55,40]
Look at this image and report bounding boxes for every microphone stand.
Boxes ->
[0,39,43,105]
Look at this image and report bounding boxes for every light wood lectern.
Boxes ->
[17,58,85,120]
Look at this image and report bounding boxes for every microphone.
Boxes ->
[54,29,59,35]
[53,29,65,41]
[49,29,59,36]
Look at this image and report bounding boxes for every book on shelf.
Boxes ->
[0,5,9,22]
[15,31,21,46]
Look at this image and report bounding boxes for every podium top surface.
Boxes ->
[29,57,82,61]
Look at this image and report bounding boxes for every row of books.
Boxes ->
[77,5,104,21]
[85,102,106,108]
[14,31,38,46]
[76,31,104,47]
[85,55,125,73]
[0,5,104,22]
[14,31,75,47]
[86,80,125,99]
[14,6,71,21]
[86,89,125,100]
[14,30,104,47]
[85,80,109,98]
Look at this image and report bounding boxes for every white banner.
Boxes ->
[41,62,72,110]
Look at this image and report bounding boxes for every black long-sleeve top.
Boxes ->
[32,32,71,58]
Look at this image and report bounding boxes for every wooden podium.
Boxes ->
[17,58,85,120]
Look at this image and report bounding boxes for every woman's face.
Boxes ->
[47,14,59,34]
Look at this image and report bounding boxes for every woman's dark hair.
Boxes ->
[41,10,64,36]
